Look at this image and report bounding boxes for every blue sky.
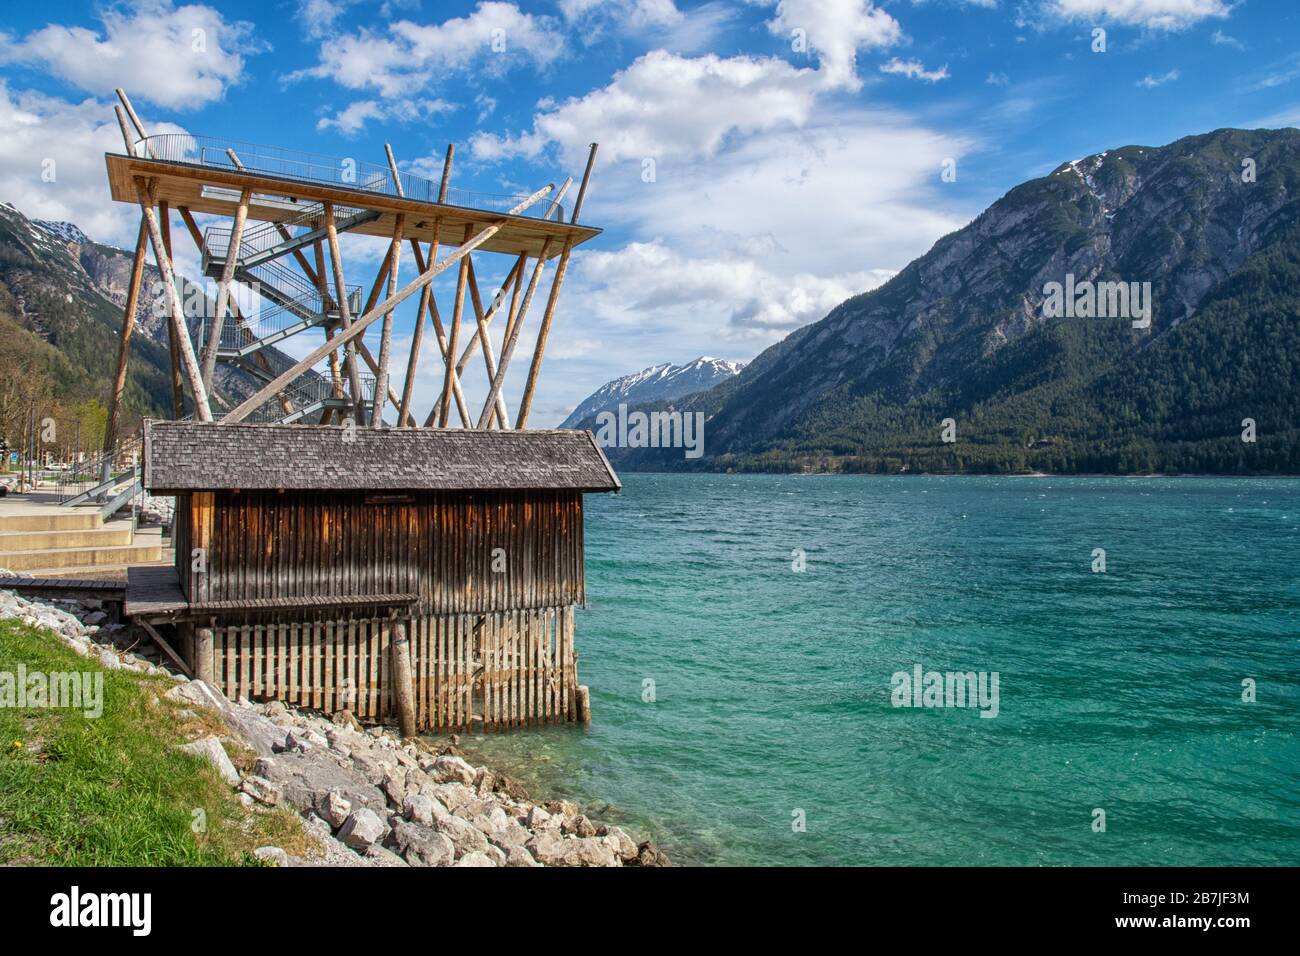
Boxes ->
[2,0,1299,425]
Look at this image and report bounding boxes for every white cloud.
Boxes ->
[0,1,262,110]
[287,1,565,101]
[296,0,352,39]
[590,112,972,280]
[1210,29,1243,50]
[766,0,904,89]
[560,0,683,29]
[470,50,826,165]
[317,98,455,136]
[1136,68,1180,87]
[1045,0,1230,31]
[0,83,189,245]
[559,0,733,53]
[986,71,1010,85]
[501,108,973,419]
[880,58,950,82]
[567,240,891,340]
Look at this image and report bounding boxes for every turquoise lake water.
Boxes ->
[462,474,1300,866]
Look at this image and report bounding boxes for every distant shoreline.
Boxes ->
[610,468,1300,479]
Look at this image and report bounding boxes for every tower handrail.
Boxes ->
[129,133,564,221]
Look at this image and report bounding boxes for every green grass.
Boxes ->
[0,619,308,865]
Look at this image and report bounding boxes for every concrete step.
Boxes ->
[0,509,103,533]
[0,543,163,572]
[0,525,134,552]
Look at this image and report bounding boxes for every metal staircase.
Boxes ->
[196,199,380,424]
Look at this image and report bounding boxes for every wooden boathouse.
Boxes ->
[128,420,620,733]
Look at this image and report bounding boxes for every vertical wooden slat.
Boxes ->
[451,616,460,730]
[312,621,322,711]
[252,624,263,698]
[369,617,379,719]
[236,625,248,702]
[222,628,233,697]
[289,623,299,706]
[278,622,286,704]
[356,619,367,720]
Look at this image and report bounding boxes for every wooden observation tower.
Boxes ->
[102,88,600,450]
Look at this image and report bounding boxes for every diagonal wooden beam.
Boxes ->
[515,238,575,429]
[399,228,438,427]
[499,250,526,359]
[478,238,553,429]
[466,257,511,429]
[456,254,523,376]
[202,186,251,391]
[324,201,365,415]
[513,170,580,429]
[175,207,293,417]
[410,241,472,429]
[158,198,185,418]
[134,177,212,421]
[570,143,599,224]
[371,214,404,426]
[439,223,474,427]
[102,215,147,479]
[114,88,150,156]
[223,181,553,424]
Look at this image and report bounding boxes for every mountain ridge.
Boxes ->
[597,127,1300,475]
[559,355,745,429]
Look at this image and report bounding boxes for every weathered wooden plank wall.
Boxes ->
[209,608,578,730]
[189,490,584,613]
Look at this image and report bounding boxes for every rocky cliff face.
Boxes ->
[0,204,320,418]
[701,128,1300,456]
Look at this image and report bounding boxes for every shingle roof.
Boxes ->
[143,421,620,493]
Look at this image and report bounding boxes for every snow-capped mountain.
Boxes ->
[32,219,92,245]
[560,356,746,429]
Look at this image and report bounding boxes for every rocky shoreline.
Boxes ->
[0,587,670,868]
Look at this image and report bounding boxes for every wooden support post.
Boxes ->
[390,618,417,738]
[438,144,454,202]
[202,186,252,391]
[570,143,599,224]
[410,243,473,429]
[158,198,185,418]
[371,215,403,427]
[314,239,344,406]
[176,206,292,415]
[114,89,150,155]
[195,626,215,685]
[439,223,473,427]
[457,254,523,372]
[223,180,554,423]
[478,239,553,428]
[137,620,193,678]
[576,684,591,725]
[466,257,510,428]
[134,178,212,421]
[500,252,526,357]
[516,239,575,429]
[398,237,435,427]
[384,143,404,196]
[324,202,366,416]
[102,215,147,480]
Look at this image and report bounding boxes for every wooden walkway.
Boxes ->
[124,565,186,618]
[0,575,125,601]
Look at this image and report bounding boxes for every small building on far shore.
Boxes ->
[129,420,620,733]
